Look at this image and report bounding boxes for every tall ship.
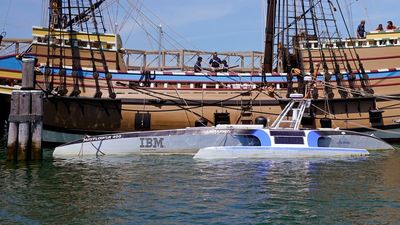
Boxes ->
[0,0,400,143]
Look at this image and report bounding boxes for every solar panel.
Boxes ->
[270,130,305,137]
[274,137,304,144]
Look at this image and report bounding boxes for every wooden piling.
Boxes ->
[6,57,43,161]
[17,91,31,161]
[31,90,43,160]
[7,92,20,160]
[21,58,35,90]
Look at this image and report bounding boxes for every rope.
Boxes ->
[308,102,394,123]
[119,1,185,50]
[116,80,259,108]
[320,80,400,104]
[1,0,12,32]
[0,41,31,55]
[311,103,400,135]
[343,120,400,135]
[137,1,198,50]
[174,88,192,126]
[121,83,215,124]
[116,81,280,124]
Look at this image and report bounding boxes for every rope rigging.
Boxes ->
[109,0,195,51]
[1,0,12,33]
[131,0,199,50]
[325,1,358,97]
[2,0,399,140]
[317,0,347,98]
[67,0,81,97]
[334,0,373,94]
[308,0,334,101]
[270,0,375,102]
[42,0,116,98]
[260,0,399,132]
[88,0,116,98]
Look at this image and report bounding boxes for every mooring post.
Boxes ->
[6,57,42,161]
[17,91,31,161]
[21,58,36,90]
[31,90,43,160]
[7,91,20,160]
[17,57,35,160]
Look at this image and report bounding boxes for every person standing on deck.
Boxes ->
[357,20,366,38]
[221,60,229,72]
[194,57,203,72]
[387,21,397,30]
[376,24,384,31]
[209,52,222,71]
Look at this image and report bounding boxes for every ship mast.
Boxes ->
[45,0,115,98]
[261,0,373,99]
[262,0,277,84]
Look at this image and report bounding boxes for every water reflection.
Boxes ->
[0,144,399,224]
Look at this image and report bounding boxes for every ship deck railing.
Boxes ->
[1,38,265,73]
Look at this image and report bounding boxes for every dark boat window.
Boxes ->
[239,135,261,146]
[274,137,304,144]
[225,135,261,146]
[318,137,331,147]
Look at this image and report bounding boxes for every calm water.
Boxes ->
[1,135,400,225]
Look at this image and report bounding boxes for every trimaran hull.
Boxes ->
[53,125,393,158]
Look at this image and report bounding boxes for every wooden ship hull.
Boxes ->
[1,54,399,142]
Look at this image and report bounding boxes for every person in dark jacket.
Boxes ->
[209,52,221,70]
[357,20,366,38]
[194,56,203,72]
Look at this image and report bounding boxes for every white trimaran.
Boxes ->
[54,76,393,159]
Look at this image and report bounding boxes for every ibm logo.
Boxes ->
[140,137,165,149]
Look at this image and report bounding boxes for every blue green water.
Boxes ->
[1,135,400,224]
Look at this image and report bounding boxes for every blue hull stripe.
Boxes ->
[0,56,399,83]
